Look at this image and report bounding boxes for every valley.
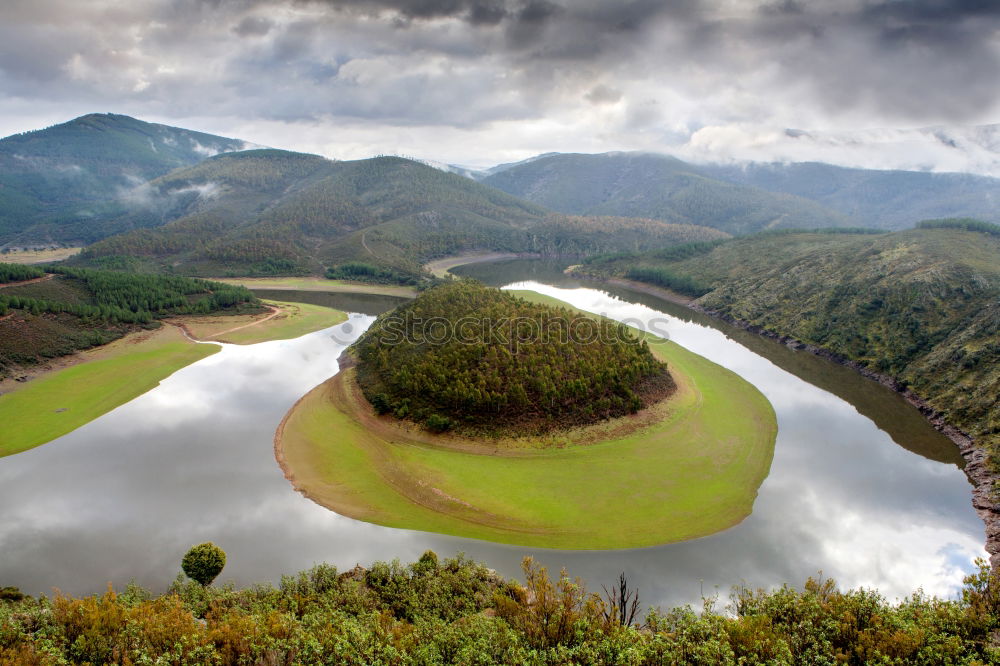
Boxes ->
[1,113,998,663]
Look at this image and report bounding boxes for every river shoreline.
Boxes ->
[566,271,1000,569]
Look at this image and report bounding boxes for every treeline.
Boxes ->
[45,267,257,316]
[2,554,999,664]
[354,281,673,434]
[624,267,713,298]
[326,262,419,285]
[0,263,45,284]
[2,267,258,324]
[918,218,1000,236]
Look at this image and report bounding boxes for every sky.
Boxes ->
[3,0,1000,172]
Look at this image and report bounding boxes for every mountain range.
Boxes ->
[3,114,1000,277]
[477,152,1000,232]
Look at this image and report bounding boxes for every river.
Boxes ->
[0,265,985,610]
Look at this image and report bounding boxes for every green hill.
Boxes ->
[576,224,1000,456]
[78,151,729,277]
[480,152,850,235]
[351,280,673,435]
[0,114,249,246]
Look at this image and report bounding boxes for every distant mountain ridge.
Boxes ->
[699,161,1000,230]
[6,113,1000,272]
[0,113,250,247]
[79,149,726,276]
[478,151,1000,231]
[478,152,851,235]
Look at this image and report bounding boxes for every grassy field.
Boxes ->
[0,247,82,264]
[277,294,777,549]
[0,326,218,457]
[1,300,349,457]
[213,277,417,298]
[175,300,347,344]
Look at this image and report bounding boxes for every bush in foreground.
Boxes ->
[1,554,999,664]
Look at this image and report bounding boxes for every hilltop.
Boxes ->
[0,114,248,246]
[350,280,673,435]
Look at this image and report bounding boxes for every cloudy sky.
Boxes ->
[3,0,1000,172]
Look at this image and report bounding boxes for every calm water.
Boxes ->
[0,269,984,610]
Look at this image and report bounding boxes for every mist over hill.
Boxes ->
[0,114,250,246]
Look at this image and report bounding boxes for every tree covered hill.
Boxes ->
[0,264,258,378]
[576,223,1000,457]
[479,152,851,235]
[0,114,249,247]
[351,280,674,435]
[76,150,729,278]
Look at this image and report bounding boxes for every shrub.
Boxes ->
[182,542,227,586]
[425,413,453,433]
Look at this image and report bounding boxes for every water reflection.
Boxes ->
[0,284,984,611]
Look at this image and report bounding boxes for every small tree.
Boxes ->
[182,542,226,586]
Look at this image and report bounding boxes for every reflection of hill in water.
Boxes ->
[456,258,963,467]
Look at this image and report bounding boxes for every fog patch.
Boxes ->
[189,139,223,157]
[117,177,222,210]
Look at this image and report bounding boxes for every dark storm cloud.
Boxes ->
[233,16,275,37]
[1,0,999,155]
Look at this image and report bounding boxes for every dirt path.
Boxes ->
[203,305,281,339]
[360,231,380,260]
[168,304,281,343]
[0,274,55,289]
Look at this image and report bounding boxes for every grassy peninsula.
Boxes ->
[276,283,776,549]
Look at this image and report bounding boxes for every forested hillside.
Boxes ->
[0,114,248,246]
[575,223,1000,458]
[352,281,673,434]
[77,151,728,278]
[0,264,258,378]
[480,152,850,235]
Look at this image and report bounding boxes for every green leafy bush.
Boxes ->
[2,555,999,664]
[181,542,226,586]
